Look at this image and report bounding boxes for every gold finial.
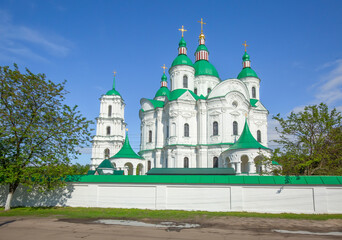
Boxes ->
[113,70,117,77]
[243,41,248,52]
[178,25,187,37]
[245,113,248,117]
[126,128,128,132]
[161,64,167,73]
[198,18,206,33]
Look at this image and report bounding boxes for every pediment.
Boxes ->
[178,91,195,101]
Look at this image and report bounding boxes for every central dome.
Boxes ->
[193,60,219,78]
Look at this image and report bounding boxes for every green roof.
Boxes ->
[97,159,114,169]
[228,119,268,150]
[111,133,144,159]
[147,168,235,175]
[179,37,186,47]
[193,60,219,78]
[147,99,165,108]
[169,89,199,101]
[171,54,193,67]
[195,44,208,52]
[87,170,95,175]
[155,87,170,98]
[237,67,258,79]
[66,175,342,185]
[161,73,167,82]
[272,160,280,165]
[250,99,258,107]
[242,51,250,61]
[106,88,121,96]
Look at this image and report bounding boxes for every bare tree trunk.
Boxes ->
[5,183,18,211]
[4,191,13,211]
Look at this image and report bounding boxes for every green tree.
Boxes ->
[0,64,92,210]
[272,103,342,175]
[70,163,90,175]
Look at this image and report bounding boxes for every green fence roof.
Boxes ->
[66,175,342,185]
[147,168,235,175]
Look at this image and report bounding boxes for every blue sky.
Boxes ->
[1,0,341,164]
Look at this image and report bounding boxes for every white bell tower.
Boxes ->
[91,72,126,169]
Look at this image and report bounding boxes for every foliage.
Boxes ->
[0,207,341,221]
[69,163,90,175]
[0,64,93,210]
[272,103,342,175]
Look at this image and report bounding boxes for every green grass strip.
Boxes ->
[1,207,342,221]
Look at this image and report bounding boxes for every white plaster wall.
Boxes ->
[169,65,195,91]
[2,183,342,214]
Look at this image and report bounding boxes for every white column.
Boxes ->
[236,162,241,174]
[249,162,256,174]
[156,109,163,148]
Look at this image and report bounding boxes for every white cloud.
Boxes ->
[314,59,342,105]
[0,10,72,62]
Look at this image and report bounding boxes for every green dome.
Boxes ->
[193,60,219,78]
[237,67,258,79]
[171,54,193,67]
[155,87,170,98]
[161,73,167,81]
[106,89,121,96]
[195,44,209,52]
[179,37,186,47]
[242,52,250,61]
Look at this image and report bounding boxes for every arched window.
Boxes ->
[147,161,151,171]
[104,148,110,159]
[183,75,188,88]
[233,121,238,135]
[194,88,197,95]
[252,87,256,98]
[213,121,218,136]
[207,88,211,95]
[184,123,189,137]
[213,157,218,168]
[165,158,168,168]
[257,130,261,142]
[108,105,112,117]
[184,157,189,168]
[106,126,111,135]
[148,130,152,143]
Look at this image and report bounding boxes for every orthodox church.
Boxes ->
[90,19,271,175]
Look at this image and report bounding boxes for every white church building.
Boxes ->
[91,21,271,175]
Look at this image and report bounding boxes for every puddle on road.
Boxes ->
[95,219,200,229]
[273,229,342,236]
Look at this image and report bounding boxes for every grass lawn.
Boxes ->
[1,207,342,221]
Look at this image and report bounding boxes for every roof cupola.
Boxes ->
[237,41,259,79]
[155,64,170,99]
[195,18,209,61]
[171,25,193,67]
[106,71,121,96]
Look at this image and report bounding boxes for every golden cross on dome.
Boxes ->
[113,70,117,77]
[198,18,206,33]
[161,64,167,73]
[126,128,128,132]
[243,41,249,52]
[178,25,187,37]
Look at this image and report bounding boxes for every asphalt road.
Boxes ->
[0,217,341,240]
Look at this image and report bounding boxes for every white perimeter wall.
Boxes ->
[1,183,342,214]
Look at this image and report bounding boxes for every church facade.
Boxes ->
[91,21,270,175]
